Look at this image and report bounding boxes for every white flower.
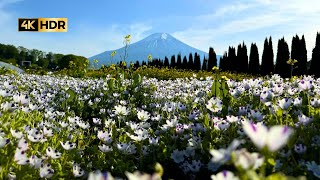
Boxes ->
[294,144,307,154]
[97,131,113,144]
[73,163,85,177]
[88,170,114,180]
[149,137,159,145]
[277,98,292,110]
[297,114,313,126]
[137,110,150,121]
[29,155,42,169]
[59,121,69,128]
[40,163,54,178]
[293,97,302,107]
[98,144,113,153]
[43,126,54,137]
[226,115,239,123]
[298,80,313,91]
[18,138,29,151]
[46,147,61,159]
[211,170,239,180]
[114,105,129,116]
[206,97,223,113]
[233,149,264,170]
[210,139,243,164]
[27,128,44,142]
[60,141,76,150]
[242,121,293,152]
[248,110,264,122]
[0,136,10,148]
[10,129,23,139]
[13,94,30,105]
[125,171,161,180]
[14,148,29,165]
[93,118,102,125]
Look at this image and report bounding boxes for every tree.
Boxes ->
[170,55,176,68]
[135,60,140,68]
[202,56,208,71]
[241,42,248,73]
[226,46,236,72]
[58,54,89,70]
[309,32,320,76]
[261,37,274,75]
[194,52,201,71]
[164,56,170,67]
[182,56,188,69]
[299,35,308,75]
[176,54,182,69]
[292,35,308,75]
[275,37,290,78]
[188,53,194,70]
[208,47,217,71]
[219,52,228,71]
[249,43,260,75]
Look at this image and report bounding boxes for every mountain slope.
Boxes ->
[89,33,219,67]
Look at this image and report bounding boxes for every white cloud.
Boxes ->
[172,0,320,59]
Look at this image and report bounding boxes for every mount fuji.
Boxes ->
[89,33,219,67]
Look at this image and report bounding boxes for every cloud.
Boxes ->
[0,0,22,26]
[172,0,320,59]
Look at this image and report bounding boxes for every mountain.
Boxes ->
[89,33,220,67]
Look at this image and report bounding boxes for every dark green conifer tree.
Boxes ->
[309,32,320,76]
[248,43,260,75]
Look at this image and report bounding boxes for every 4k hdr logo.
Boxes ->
[18,18,68,32]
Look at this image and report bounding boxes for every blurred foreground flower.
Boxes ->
[242,121,293,152]
[211,170,239,180]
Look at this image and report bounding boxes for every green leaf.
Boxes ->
[268,158,276,166]
[66,89,76,101]
[133,73,142,87]
[108,78,116,91]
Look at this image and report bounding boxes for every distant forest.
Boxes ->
[0,32,320,77]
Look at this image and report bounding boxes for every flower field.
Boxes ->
[0,72,320,179]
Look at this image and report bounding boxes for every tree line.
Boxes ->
[144,32,320,77]
[0,32,319,77]
[0,44,88,71]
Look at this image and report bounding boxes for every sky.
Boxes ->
[0,0,319,59]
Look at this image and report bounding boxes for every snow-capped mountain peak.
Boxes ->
[161,33,168,40]
[89,33,210,67]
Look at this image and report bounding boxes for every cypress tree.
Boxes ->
[176,54,182,69]
[227,46,236,72]
[202,56,208,71]
[268,37,274,74]
[135,60,140,68]
[275,38,290,78]
[236,44,243,72]
[309,32,320,76]
[182,56,188,69]
[291,35,299,74]
[170,55,176,68]
[249,43,260,75]
[298,35,308,75]
[208,47,217,71]
[219,52,228,71]
[242,42,248,73]
[261,37,274,75]
[164,56,169,67]
[188,53,194,70]
[194,52,201,71]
